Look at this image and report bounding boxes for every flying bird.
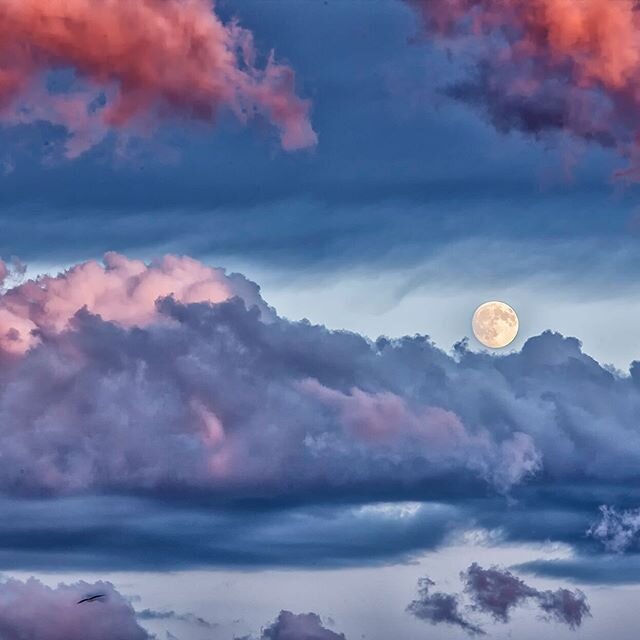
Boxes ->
[76,594,105,604]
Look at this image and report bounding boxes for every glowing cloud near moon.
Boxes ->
[472,301,519,349]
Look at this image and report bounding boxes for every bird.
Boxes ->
[76,594,106,604]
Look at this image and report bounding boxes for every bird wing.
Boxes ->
[77,594,105,604]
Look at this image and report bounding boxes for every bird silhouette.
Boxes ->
[76,594,106,604]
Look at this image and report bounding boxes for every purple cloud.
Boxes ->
[407,577,484,636]
[258,611,345,640]
[407,0,640,176]
[410,565,590,635]
[0,252,637,512]
[463,563,537,622]
[0,577,150,640]
[463,563,591,629]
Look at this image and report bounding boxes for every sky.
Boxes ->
[2,1,640,639]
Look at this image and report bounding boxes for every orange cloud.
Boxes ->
[0,0,316,156]
[410,0,640,171]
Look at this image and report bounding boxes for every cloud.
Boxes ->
[255,610,345,640]
[463,563,537,623]
[409,565,590,635]
[0,577,344,640]
[0,497,467,571]
[0,253,547,496]
[0,256,25,291]
[406,577,485,636]
[588,505,640,553]
[0,251,637,502]
[2,253,640,570]
[463,563,590,629]
[0,576,150,640]
[0,0,316,157]
[408,0,640,173]
[0,252,270,355]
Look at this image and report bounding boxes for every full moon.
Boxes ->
[472,301,519,349]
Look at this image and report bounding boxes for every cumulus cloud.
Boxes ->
[255,610,345,640]
[588,505,640,553]
[0,252,269,354]
[408,0,640,173]
[463,563,590,629]
[0,0,316,157]
[0,576,150,640]
[0,251,639,511]
[0,253,547,496]
[0,256,639,569]
[406,577,484,636]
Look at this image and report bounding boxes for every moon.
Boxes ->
[472,301,519,349]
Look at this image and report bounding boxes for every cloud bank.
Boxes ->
[0,253,640,574]
[0,253,544,496]
[0,0,316,157]
[409,0,640,173]
[0,252,639,501]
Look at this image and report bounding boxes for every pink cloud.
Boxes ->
[0,0,317,156]
[299,379,540,491]
[0,254,549,497]
[409,0,640,173]
[0,252,269,355]
[0,577,150,640]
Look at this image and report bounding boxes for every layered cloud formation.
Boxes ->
[2,253,640,574]
[410,0,640,173]
[0,0,316,156]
